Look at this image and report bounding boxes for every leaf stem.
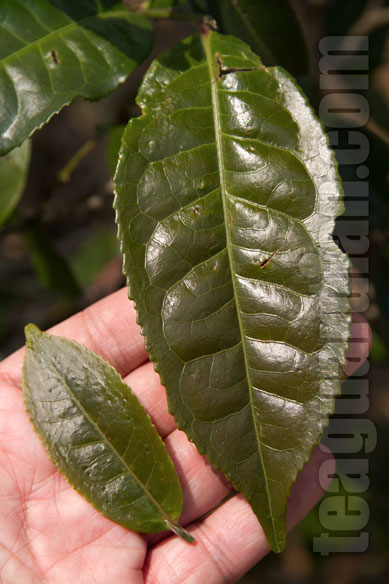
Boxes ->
[141,7,198,22]
[164,520,195,543]
[57,138,96,184]
[140,5,217,29]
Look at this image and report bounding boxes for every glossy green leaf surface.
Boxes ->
[190,0,308,73]
[0,139,30,226]
[0,0,153,154]
[114,31,351,552]
[23,324,191,539]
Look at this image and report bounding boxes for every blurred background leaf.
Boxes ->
[146,0,187,7]
[24,225,80,300]
[106,124,126,176]
[0,0,153,154]
[70,227,120,289]
[189,0,308,73]
[0,141,31,227]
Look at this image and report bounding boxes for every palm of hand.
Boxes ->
[0,289,365,584]
[0,390,146,583]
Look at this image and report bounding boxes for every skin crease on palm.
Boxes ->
[0,287,370,584]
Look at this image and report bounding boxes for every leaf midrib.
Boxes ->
[0,9,130,68]
[30,334,171,526]
[201,32,279,549]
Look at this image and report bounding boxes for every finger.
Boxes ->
[145,429,232,548]
[0,287,148,384]
[165,431,231,526]
[124,361,176,438]
[144,447,334,584]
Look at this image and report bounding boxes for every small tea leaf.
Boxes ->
[115,31,351,552]
[23,324,192,540]
[0,140,31,227]
[0,0,153,154]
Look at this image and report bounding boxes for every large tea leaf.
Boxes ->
[0,139,30,226]
[114,31,351,552]
[23,324,192,540]
[0,0,153,154]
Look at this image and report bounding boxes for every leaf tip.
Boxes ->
[265,522,286,554]
[24,323,42,346]
[272,537,286,554]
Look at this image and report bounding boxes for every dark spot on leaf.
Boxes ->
[200,15,218,35]
[50,50,59,65]
[193,205,202,216]
[216,53,258,79]
[259,250,279,269]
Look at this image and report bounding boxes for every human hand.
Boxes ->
[0,288,369,583]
